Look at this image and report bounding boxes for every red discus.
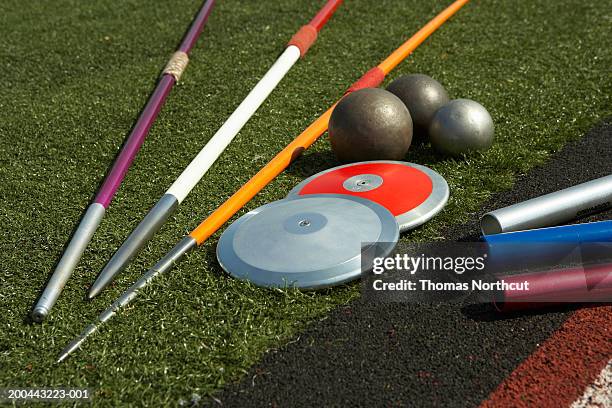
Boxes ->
[287,161,449,231]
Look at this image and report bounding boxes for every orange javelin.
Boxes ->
[57,0,470,362]
[190,0,469,244]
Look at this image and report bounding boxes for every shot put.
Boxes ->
[429,98,494,157]
[386,74,449,135]
[329,88,413,162]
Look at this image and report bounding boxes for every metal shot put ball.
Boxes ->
[329,88,413,162]
[429,98,494,157]
[386,74,450,135]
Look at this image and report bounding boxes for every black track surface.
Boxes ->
[205,120,611,407]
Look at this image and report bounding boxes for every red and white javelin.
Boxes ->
[87,0,344,298]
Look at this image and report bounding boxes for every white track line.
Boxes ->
[571,360,612,408]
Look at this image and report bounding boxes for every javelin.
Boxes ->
[31,0,216,322]
[58,0,470,362]
[87,0,344,298]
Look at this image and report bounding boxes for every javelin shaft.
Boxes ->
[94,0,215,208]
[190,0,470,244]
[88,0,344,298]
[31,0,216,322]
[58,0,469,361]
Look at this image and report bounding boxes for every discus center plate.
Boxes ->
[217,194,399,289]
[343,174,384,192]
[288,161,449,231]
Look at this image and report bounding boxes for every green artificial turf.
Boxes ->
[0,0,610,405]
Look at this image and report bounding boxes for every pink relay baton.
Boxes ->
[493,263,612,312]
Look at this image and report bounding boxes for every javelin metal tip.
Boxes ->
[88,194,179,299]
[31,306,48,323]
[57,338,83,363]
[32,203,106,320]
[57,236,197,361]
[87,276,110,300]
[57,323,99,363]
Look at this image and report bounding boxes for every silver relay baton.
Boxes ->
[481,174,612,235]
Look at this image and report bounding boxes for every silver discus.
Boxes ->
[217,194,399,289]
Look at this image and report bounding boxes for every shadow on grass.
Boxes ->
[202,242,227,279]
[285,150,339,178]
[285,138,446,181]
